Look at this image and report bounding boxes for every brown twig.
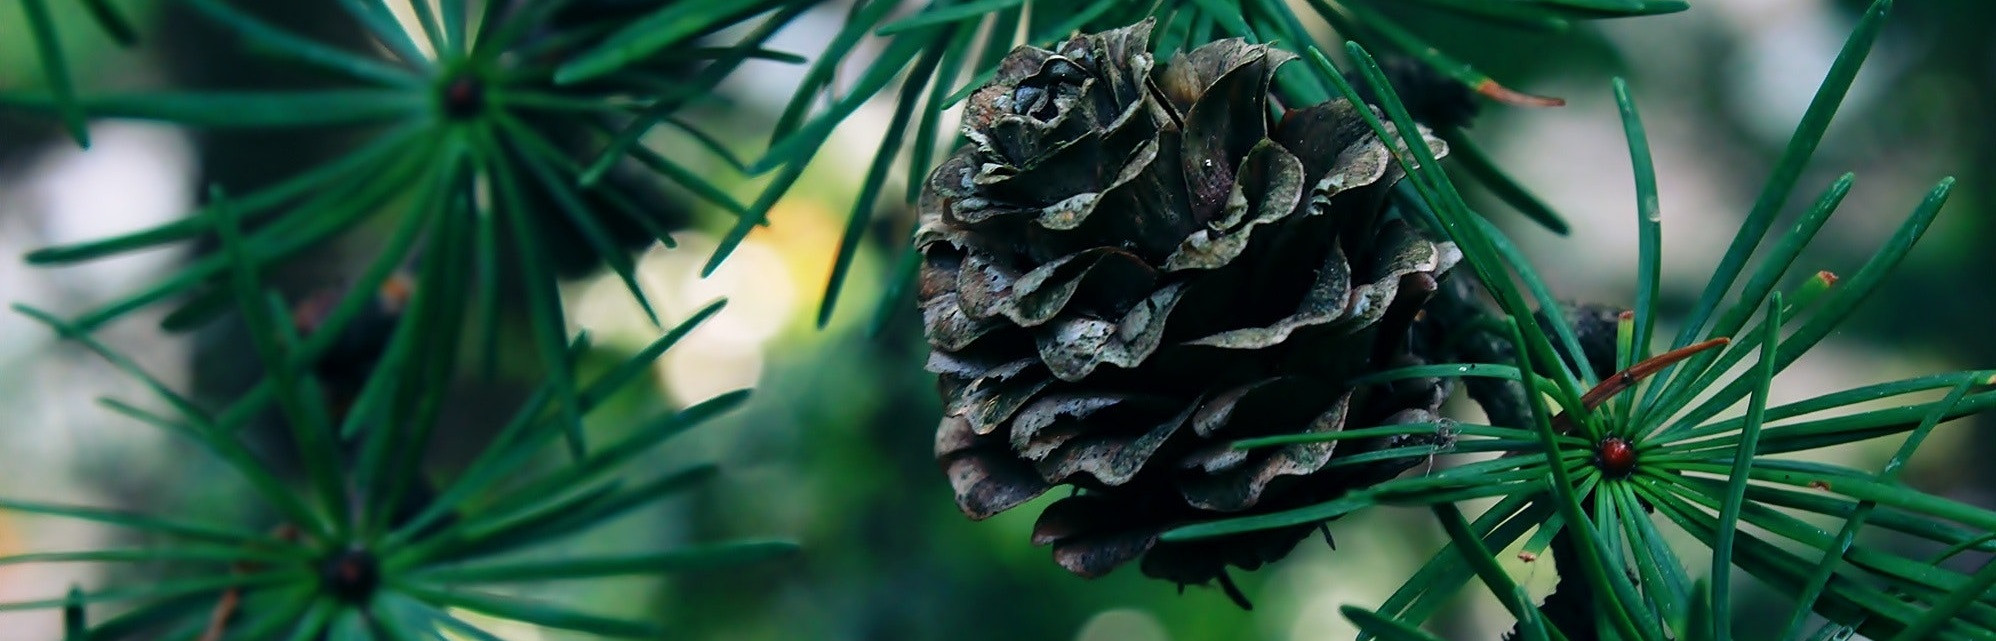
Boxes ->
[196,587,239,641]
[1475,79,1566,107]
[1551,337,1731,432]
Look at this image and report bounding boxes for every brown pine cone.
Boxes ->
[918,21,1461,595]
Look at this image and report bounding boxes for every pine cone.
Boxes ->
[919,21,1463,592]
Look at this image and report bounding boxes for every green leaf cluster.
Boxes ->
[1165,1,1996,638]
[9,224,795,637]
[4,0,1992,639]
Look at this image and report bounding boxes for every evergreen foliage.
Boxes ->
[3,0,1990,639]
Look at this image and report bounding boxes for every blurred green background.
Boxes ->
[2,1,1993,639]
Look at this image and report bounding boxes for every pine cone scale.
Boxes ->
[1037,495,1161,578]
[1176,50,1290,225]
[937,415,1053,519]
[1165,140,1308,271]
[1178,392,1354,512]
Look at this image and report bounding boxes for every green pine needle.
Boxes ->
[19,0,90,148]
[1653,0,1893,367]
[1711,295,1782,641]
[1435,503,1571,641]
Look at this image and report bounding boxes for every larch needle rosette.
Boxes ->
[1,1,779,451]
[3,232,795,638]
